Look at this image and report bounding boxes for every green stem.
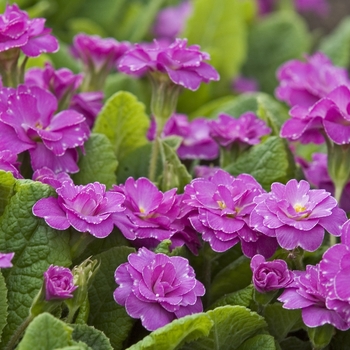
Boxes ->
[5,315,33,350]
[149,137,161,182]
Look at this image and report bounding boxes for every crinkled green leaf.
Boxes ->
[128,313,213,350]
[226,136,296,191]
[72,133,118,189]
[158,139,192,193]
[72,324,113,350]
[0,171,16,217]
[0,178,72,347]
[0,271,8,343]
[93,91,150,163]
[17,313,73,350]
[88,246,135,350]
[279,337,311,350]
[242,12,310,94]
[264,303,302,342]
[209,285,254,310]
[210,256,252,303]
[236,334,276,350]
[182,305,267,350]
[319,17,350,68]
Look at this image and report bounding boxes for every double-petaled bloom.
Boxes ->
[250,179,347,251]
[114,247,205,331]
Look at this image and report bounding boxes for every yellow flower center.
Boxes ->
[294,204,306,213]
[217,201,226,209]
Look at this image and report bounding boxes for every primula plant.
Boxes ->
[2,0,350,350]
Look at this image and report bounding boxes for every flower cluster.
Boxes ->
[114,247,205,331]
[119,38,219,91]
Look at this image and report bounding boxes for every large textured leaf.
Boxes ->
[72,133,118,189]
[242,12,310,94]
[319,17,350,68]
[0,272,7,343]
[209,285,254,310]
[128,313,213,350]
[88,246,135,350]
[72,324,113,350]
[0,177,72,347]
[17,313,73,350]
[236,334,276,350]
[226,136,296,191]
[0,171,15,216]
[93,91,150,163]
[182,305,267,350]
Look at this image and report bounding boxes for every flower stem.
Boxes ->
[5,315,33,350]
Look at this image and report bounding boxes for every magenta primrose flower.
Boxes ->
[0,85,90,173]
[33,181,125,238]
[114,247,205,331]
[294,0,329,16]
[118,38,219,91]
[112,177,182,246]
[250,179,347,251]
[184,169,278,258]
[0,4,58,57]
[250,254,293,293]
[44,265,77,301]
[71,33,130,71]
[0,252,14,268]
[276,52,350,110]
[32,167,71,189]
[153,1,192,40]
[163,114,219,160]
[210,112,271,148]
[278,264,350,330]
[232,75,259,94]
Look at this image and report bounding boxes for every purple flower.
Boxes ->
[163,114,219,160]
[184,170,277,257]
[232,75,259,94]
[194,165,220,179]
[209,112,271,148]
[153,1,192,40]
[250,179,347,251]
[275,52,350,109]
[0,85,90,173]
[33,181,125,238]
[118,38,219,91]
[278,264,350,330]
[33,167,71,189]
[250,254,293,293]
[294,0,329,16]
[0,4,58,57]
[0,252,14,268]
[257,0,276,15]
[25,63,83,107]
[112,177,182,246]
[114,247,205,331]
[0,150,22,179]
[44,265,77,301]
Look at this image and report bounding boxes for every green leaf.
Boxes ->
[236,334,276,350]
[264,303,302,341]
[72,133,118,189]
[279,337,311,350]
[209,285,254,310]
[226,136,296,191]
[183,0,247,80]
[93,91,150,163]
[319,17,350,68]
[307,324,334,350]
[17,313,73,350]
[0,171,16,216]
[182,305,268,350]
[210,256,252,303]
[242,12,310,94]
[0,179,72,347]
[88,246,135,350]
[189,95,235,119]
[158,139,192,193]
[128,313,213,350]
[0,271,8,343]
[72,324,113,350]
